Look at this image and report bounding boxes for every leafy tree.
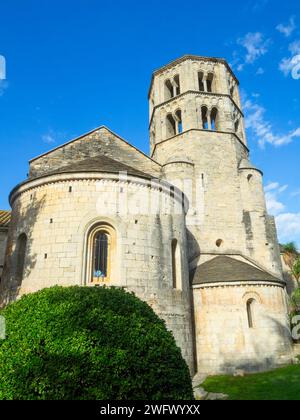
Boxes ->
[0,286,193,400]
[292,257,300,286]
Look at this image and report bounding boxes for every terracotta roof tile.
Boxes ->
[191,256,283,285]
[0,210,11,228]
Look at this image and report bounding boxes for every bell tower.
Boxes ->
[148,55,282,278]
[149,55,246,156]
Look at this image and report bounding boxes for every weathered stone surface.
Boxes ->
[0,55,293,377]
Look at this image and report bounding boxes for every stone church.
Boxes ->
[0,55,293,375]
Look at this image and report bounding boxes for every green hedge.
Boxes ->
[0,286,193,400]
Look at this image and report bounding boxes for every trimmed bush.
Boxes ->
[0,286,193,400]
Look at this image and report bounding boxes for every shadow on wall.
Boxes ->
[206,314,293,375]
[186,228,201,373]
[0,194,46,307]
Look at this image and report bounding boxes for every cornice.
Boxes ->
[151,129,249,158]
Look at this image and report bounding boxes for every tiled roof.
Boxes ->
[46,155,154,180]
[191,256,284,286]
[0,210,11,228]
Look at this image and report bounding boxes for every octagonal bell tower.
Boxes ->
[149,55,282,279]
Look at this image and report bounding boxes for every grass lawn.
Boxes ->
[202,364,300,400]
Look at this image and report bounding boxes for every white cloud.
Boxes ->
[265,182,287,215]
[275,213,300,245]
[237,32,270,64]
[291,190,300,197]
[289,40,300,55]
[276,16,297,37]
[42,132,56,144]
[256,67,265,75]
[251,0,269,12]
[264,182,300,247]
[243,97,300,147]
[279,40,300,78]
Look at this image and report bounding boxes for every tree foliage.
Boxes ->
[0,286,193,400]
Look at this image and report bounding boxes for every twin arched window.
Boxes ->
[201,106,219,131]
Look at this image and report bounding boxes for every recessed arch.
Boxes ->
[166,113,177,138]
[201,106,209,130]
[85,223,117,285]
[173,74,181,96]
[175,109,183,134]
[207,72,214,93]
[246,298,256,329]
[165,79,174,100]
[211,107,219,131]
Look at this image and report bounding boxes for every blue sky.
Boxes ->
[0,0,299,247]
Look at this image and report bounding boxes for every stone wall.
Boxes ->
[29,127,162,180]
[193,283,293,374]
[0,229,8,280]
[152,129,281,279]
[1,172,194,372]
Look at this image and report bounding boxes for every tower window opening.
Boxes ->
[174,75,181,96]
[93,232,110,282]
[235,118,240,133]
[165,79,174,100]
[247,174,253,183]
[198,72,205,92]
[175,109,183,134]
[211,108,218,131]
[201,106,209,130]
[230,85,235,97]
[171,239,182,290]
[216,239,223,248]
[166,114,177,138]
[247,299,256,329]
[207,73,214,93]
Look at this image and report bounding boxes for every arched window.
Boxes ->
[175,109,183,134]
[171,239,182,290]
[165,79,174,100]
[93,232,110,282]
[166,114,176,138]
[207,73,214,93]
[198,72,205,92]
[174,75,180,96]
[201,106,209,130]
[16,233,27,285]
[247,299,256,328]
[86,224,116,284]
[211,107,218,131]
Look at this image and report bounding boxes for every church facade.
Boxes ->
[0,56,293,375]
